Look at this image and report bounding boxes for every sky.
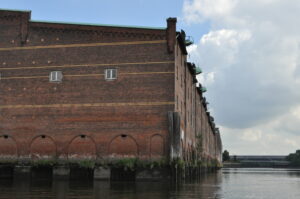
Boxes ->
[1,0,300,155]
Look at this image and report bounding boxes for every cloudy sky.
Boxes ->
[2,0,300,155]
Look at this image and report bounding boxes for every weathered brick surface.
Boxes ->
[0,136,17,158]
[174,40,222,164]
[0,10,222,164]
[30,136,56,160]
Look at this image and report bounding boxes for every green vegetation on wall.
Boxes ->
[196,134,203,155]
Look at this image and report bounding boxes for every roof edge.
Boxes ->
[0,8,31,13]
[30,20,166,30]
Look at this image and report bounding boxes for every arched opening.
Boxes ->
[150,134,164,158]
[109,135,138,157]
[30,135,56,160]
[68,135,97,161]
[0,135,17,160]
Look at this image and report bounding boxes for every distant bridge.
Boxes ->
[228,155,290,167]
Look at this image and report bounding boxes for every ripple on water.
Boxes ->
[0,168,299,198]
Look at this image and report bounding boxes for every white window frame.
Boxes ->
[105,68,117,80]
[49,71,63,82]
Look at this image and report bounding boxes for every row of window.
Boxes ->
[48,69,117,82]
[0,69,117,82]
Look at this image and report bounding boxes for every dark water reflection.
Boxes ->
[0,168,300,198]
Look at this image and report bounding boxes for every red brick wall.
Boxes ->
[0,10,222,165]
[0,136,17,159]
[0,10,175,162]
[0,10,30,47]
[174,43,222,164]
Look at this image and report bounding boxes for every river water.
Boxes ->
[0,168,300,198]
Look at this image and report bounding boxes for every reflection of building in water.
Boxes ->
[197,172,223,198]
[0,9,222,180]
[174,171,222,198]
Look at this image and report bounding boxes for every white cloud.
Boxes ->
[200,29,251,47]
[284,139,298,148]
[187,44,197,54]
[183,0,237,23]
[241,129,262,142]
[220,117,300,155]
[183,0,300,154]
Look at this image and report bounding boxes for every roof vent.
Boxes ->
[185,36,194,46]
[195,67,202,75]
[201,87,207,93]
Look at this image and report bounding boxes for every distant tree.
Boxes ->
[286,150,300,166]
[222,150,230,162]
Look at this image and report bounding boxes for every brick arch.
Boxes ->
[0,135,18,159]
[67,135,97,161]
[30,135,57,160]
[109,134,138,158]
[150,134,164,158]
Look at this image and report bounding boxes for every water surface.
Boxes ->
[0,168,300,198]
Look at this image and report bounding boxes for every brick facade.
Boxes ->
[0,9,222,165]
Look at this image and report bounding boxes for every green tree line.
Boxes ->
[286,150,300,166]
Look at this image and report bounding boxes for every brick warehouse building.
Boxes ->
[0,9,222,179]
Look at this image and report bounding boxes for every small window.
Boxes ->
[105,69,117,80]
[49,71,63,82]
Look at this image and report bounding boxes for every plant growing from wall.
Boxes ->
[96,158,110,169]
[77,160,95,168]
[113,158,138,171]
[196,133,203,156]
[144,158,168,169]
[31,159,57,168]
[68,159,96,169]
[170,157,185,169]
